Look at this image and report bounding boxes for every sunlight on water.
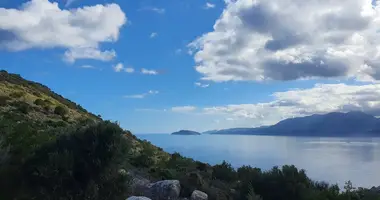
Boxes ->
[137,134,380,188]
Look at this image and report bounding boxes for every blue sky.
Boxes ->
[2,0,380,133]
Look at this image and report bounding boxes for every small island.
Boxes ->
[171,130,201,135]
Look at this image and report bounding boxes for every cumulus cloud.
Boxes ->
[141,68,158,75]
[150,32,158,38]
[124,90,159,99]
[202,83,380,127]
[204,2,215,9]
[189,0,380,82]
[64,48,116,63]
[195,82,210,88]
[171,106,197,113]
[0,0,126,61]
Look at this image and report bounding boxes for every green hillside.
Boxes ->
[0,70,379,200]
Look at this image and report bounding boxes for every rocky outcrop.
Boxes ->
[127,196,152,200]
[191,190,208,200]
[147,180,181,200]
[130,174,151,196]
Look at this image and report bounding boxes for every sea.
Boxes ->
[137,134,380,188]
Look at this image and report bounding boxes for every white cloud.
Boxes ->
[65,0,76,7]
[195,82,210,88]
[202,83,380,127]
[204,2,216,9]
[80,65,95,69]
[139,7,165,14]
[171,106,197,113]
[148,90,159,94]
[124,90,159,99]
[64,47,116,63]
[0,0,126,61]
[113,63,124,72]
[113,63,135,73]
[141,68,158,75]
[125,67,134,73]
[175,49,182,54]
[150,32,158,38]
[189,0,380,82]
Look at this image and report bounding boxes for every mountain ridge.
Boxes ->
[207,111,380,136]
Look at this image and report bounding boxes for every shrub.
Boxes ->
[15,122,132,200]
[0,95,10,106]
[33,98,45,106]
[54,105,68,116]
[11,101,31,114]
[212,161,236,182]
[10,91,24,98]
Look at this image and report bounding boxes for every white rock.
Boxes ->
[191,190,208,200]
[127,196,152,200]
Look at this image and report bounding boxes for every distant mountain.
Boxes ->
[171,130,201,135]
[202,130,219,134]
[208,111,380,136]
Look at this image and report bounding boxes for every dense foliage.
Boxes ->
[0,70,380,200]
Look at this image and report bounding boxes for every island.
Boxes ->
[171,130,201,135]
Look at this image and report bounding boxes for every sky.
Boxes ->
[2,0,380,133]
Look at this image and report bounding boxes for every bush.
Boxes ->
[0,95,10,106]
[54,105,68,116]
[10,91,24,98]
[11,101,31,114]
[11,122,132,200]
[212,161,236,182]
[33,98,45,106]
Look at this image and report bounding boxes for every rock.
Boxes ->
[191,190,208,200]
[130,176,151,196]
[119,169,128,176]
[146,180,181,200]
[127,196,152,200]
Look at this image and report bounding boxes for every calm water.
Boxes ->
[137,134,380,188]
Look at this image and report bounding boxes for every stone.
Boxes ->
[127,196,152,200]
[147,180,181,200]
[191,190,208,200]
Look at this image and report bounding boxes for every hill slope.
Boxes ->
[0,70,101,131]
[209,111,380,136]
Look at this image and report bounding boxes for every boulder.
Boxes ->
[130,176,151,196]
[127,196,152,200]
[147,180,181,200]
[191,190,208,200]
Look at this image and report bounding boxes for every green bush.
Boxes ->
[6,122,132,200]
[10,91,25,98]
[54,105,68,116]
[0,95,10,106]
[11,101,31,114]
[34,98,45,106]
[212,161,236,182]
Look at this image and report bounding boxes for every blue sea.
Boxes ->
[137,134,380,188]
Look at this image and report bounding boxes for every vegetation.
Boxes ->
[0,70,380,200]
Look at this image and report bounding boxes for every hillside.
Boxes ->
[0,70,379,200]
[0,70,101,130]
[209,111,380,136]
